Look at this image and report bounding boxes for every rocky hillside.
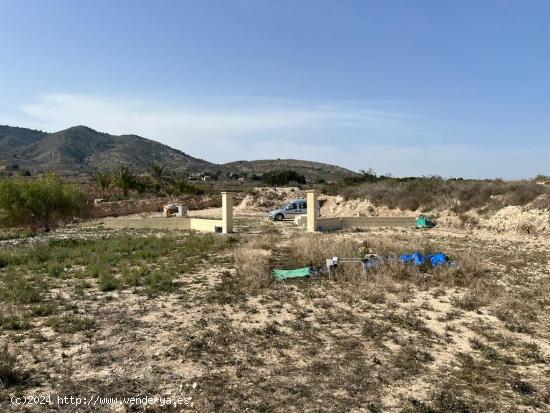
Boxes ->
[0,125,357,181]
[224,159,357,182]
[0,125,216,174]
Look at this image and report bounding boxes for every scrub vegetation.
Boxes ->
[0,174,89,229]
[0,199,548,412]
[322,173,550,212]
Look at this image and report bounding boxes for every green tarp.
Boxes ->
[272,267,312,280]
[416,215,436,229]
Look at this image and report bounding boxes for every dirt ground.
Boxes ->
[0,211,549,412]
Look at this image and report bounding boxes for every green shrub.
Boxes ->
[99,273,119,292]
[0,272,42,304]
[46,315,96,334]
[0,174,89,228]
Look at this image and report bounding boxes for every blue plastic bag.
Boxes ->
[399,252,425,266]
[429,252,449,267]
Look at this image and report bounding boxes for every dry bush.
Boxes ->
[241,234,277,251]
[324,177,548,212]
[232,246,272,294]
[289,234,361,267]
[0,344,29,388]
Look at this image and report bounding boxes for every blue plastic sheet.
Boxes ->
[400,251,450,267]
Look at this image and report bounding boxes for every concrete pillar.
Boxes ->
[306,190,318,232]
[221,192,233,234]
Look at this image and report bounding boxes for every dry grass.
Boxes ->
[0,220,548,412]
[232,246,271,293]
[324,177,549,212]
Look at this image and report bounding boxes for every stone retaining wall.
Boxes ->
[92,196,220,218]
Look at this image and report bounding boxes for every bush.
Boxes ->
[0,174,89,228]
[261,170,306,186]
[233,247,271,294]
[323,177,549,212]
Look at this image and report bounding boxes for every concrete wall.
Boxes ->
[190,218,223,232]
[341,216,416,228]
[92,196,220,218]
[316,217,344,231]
[99,217,223,232]
[296,215,415,231]
[96,191,233,233]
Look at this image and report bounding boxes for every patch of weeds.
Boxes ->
[46,315,96,334]
[99,273,119,292]
[393,342,434,374]
[502,321,534,334]
[208,271,249,304]
[90,261,110,279]
[362,318,392,342]
[0,313,31,330]
[0,271,42,304]
[48,238,89,248]
[385,311,434,337]
[521,342,547,364]
[439,309,463,322]
[144,268,176,295]
[494,305,535,334]
[46,263,65,278]
[453,352,497,388]
[469,338,514,365]
[31,303,58,317]
[0,344,29,388]
[407,388,477,413]
[451,291,489,311]
[74,280,92,295]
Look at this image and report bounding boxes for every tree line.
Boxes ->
[94,164,208,199]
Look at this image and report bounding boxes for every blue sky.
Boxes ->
[1,0,549,178]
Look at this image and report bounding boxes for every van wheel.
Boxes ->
[275,213,284,221]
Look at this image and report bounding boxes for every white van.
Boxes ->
[267,198,319,221]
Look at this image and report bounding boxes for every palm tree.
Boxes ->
[113,165,135,197]
[149,163,166,192]
[173,176,191,195]
[93,172,112,198]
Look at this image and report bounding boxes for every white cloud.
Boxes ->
[3,93,548,178]
[13,92,418,158]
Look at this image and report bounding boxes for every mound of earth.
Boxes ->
[237,187,550,234]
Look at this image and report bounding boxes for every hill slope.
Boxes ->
[0,125,357,181]
[224,159,357,182]
[0,125,216,174]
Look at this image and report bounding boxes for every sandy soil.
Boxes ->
[0,210,548,412]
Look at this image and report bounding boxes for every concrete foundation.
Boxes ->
[97,191,233,234]
[100,217,223,232]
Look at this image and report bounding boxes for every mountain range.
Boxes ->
[0,125,356,181]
